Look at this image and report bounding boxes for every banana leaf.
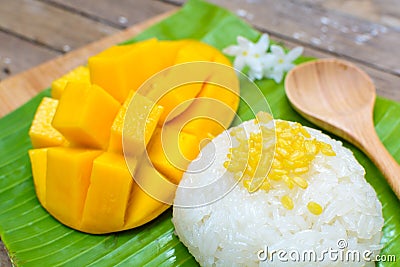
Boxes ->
[0,0,399,266]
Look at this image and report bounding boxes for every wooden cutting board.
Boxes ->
[0,10,176,119]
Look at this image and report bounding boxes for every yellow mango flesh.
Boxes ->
[89,38,178,103]
[147,126,200,184]
[81,153,134,233]
[29,97,67,148]
[51,66,90,99]
[52,82,120,149]
[169,82,240,141]
[46,147,102,229]
[28,148,48,206]
[124,157,171,228]
[29,38,239,234]
[109,90,164,155]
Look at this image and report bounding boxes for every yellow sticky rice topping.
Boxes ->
[224,112,336,215]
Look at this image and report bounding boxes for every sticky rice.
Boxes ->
[172,116,383,267]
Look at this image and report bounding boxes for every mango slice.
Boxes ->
[147,126,200,184]
[124,158,171,228]
[51,66,90,99]
[81,153,134,233]
[29,97,67,148]
[109,90,164,155]
[52,82,120,149]
[46,147,102,229]
[28,148,48,206]
[89,39,160,102]
[29,38,240,234]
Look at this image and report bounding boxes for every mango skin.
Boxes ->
[29,38,239,234]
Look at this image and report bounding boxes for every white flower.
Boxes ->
[223,33,303,83]
[223,34,270,79]
[264,45,304,83]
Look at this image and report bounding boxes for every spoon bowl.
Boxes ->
[285,58,400,199]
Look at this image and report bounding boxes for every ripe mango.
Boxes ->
[52,82,120,149]
[51,66,90,99]
[29,97,67,148]
[29,38,239,234]
[109,90,164,155]
[81,153,134,233]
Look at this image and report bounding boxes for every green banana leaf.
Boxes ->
[1,0,399,266]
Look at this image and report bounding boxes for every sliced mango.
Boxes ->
[52,82,120,149]
[89,39,160,102]
[124,157,171,228]
[109,90,163,155]
[29,38,239,234]
[168,75,240,141]
[46,147,101,229]
[174,40,218,64]
[28,148,48,206]
[147,126,200,184]
[81,153,134,233]
[51,66,90,99]
[29,97,67,148]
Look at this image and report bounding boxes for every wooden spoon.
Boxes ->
[285,58,400,199]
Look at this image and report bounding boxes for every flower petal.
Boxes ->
[286,46,303,61]
[233,56,246,71]
[222,45,241,56]
[247,57,263,72]
[248,68,263,81]
[254,33,270,53]
[237,36,251,49]
[261,54,277,68]
[269,69,284,83]
[270,45,285,57]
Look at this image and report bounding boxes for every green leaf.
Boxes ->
[0,0,399,266]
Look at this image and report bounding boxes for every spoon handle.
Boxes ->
[356,123,400,199]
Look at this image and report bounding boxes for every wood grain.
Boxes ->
[270,35,400,102]
[300,0,400,28]
[0,31,60,80]
[0,10,176,118]
[172,0,400,75]
[47,0,176,28]
[0,0,118,52]
[285,59,400,198]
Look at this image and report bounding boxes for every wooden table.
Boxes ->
[0,0,399,265]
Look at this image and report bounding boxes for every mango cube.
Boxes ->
[124,157,171,228]
[109,91,163,155]
[89,39,162,102]
[28,148,48,206]
[29,97,67,148]
[147,126,200,184]
[51,66,90,99]
[46,147,101,228]
[81,153,135,233]
[52,82,120,149]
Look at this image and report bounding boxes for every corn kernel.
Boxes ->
[307,201,323,215]
[281,195,294,210]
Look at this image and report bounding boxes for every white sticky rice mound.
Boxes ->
[172,119,384,267]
